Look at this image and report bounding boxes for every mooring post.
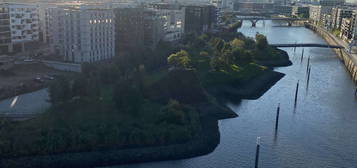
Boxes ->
[294,42,296,53]
[307,66,311,89]
[294,80,299,107]
[355,87,357,96]
[301,48,304,63]
[306,56,310,73]
[275,103,280,131]
[255,137,261,168]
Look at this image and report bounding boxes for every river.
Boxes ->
[111,20,357,168]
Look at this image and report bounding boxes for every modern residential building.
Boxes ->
[274,5,293,16]
[114,7,145,53]
[233,2,275,13]
[309,5,332,25]
[151,2,185,42]
[47,6,115,63]
[183,4,216,33]
[0,3,39,54]
[309,5,322,24]
[331,7,353,29]
[292,6,310,18]
[143,9,164,49]
[340,17,353,41]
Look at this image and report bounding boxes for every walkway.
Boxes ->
[271,43,344,49]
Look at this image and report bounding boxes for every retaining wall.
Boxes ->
[306,23,357,84]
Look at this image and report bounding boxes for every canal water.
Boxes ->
[113,20,357,168]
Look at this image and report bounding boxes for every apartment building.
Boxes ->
[331,7,353,30]
[114,7,144,53]
[340,17,353,41]
[184,4,216,33]
[151,3,185,42]
[47,6,115,63]
[0,3,39,54]
[274,5,293,17]
[292,6,310,18]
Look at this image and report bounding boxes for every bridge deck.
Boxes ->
[271,43,344,49]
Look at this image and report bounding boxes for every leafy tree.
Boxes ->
[255,33,268,50]
[48,76,72,104]
[231,38,245,49]
[167,50,191,69]
[113,80,144,114]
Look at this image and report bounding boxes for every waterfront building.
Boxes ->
[183,4,216,33]
[47,6,115,63]
[292,6,310,18]
[233,2,275,13]
[331,7,354,30]
[340,17,353,41]
[0,3,39,54]
[151,2,185,42]
[274,5,293,16]
[309,5,332,25]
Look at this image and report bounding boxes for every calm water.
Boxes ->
[112,20,357,168]
[0,88,50,115]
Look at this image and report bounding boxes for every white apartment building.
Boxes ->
[47,6,115,63]
[0,3,39,54]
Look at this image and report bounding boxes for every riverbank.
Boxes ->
[0,69,284,168]
[305,23,357,84]
[0,32,292,167]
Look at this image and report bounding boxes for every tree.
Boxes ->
[255,33,268,50]
[231,38,245,49]
[167,50,191,69]
[113,80,143,114]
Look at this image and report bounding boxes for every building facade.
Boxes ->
[331,7,353,30]
[184,4,216,33]
[151,3,185,42]
[0,3,39,54]
[292,6,310,18]
[48,6,115,63]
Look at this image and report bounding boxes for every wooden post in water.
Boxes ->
[255,137,261,168]
[307,66,311,89]
[275,103,280,131]
[294,80,299,107]
[300,48,304,63]
[306,56,310,73]
[294,42,297,53]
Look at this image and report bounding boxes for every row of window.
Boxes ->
[89,19,112,24]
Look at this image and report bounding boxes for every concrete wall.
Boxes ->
[42,60,81,72]
[306,23,357,84]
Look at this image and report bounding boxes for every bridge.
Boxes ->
[270,43,344,49]
[235,16,307,27]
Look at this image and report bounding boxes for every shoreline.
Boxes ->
[305,23,357,83]
[0,67,287,168]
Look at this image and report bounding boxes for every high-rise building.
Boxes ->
[183,4,216,33]
[47,6,115,63]
[114,7,145,53]
[151,2,185,42]
[0,3,39,54]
